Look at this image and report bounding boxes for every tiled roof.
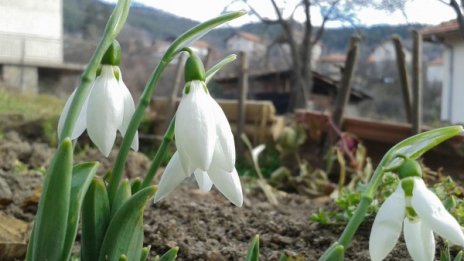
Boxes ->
[421,20,459,37]
[319,53,346,63]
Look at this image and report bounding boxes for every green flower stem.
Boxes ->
[107,11,245,203]
[59,0,131,140]
[320,125,464,259]
[141,118,175,189]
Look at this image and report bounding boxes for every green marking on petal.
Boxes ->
[113,66,120,81]
[401,178,415,197]
[184,82,191,95]
[405,206,418,220]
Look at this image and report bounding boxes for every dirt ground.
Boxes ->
[0,130,418,260]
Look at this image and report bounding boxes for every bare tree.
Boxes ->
[227,0,405,111]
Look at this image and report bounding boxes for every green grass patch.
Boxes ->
[0,88,64,120]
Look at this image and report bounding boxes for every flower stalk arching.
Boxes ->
[107,12,245,202]
[319,125,464,260]
[59,0,131,141]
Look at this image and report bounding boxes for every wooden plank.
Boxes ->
[392,35,413,123]
[412,30,423,134]
[237,51,249,155]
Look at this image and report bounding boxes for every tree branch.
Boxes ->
[449,0,464,39]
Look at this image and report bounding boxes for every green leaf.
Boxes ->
[29,138,73,260]
[245,235,260,261]
[367,125,464,196]
[318,243,344,261]
[131,177,143,194]
[140,246,151,261]
[98,186,156,261]
[111,179,132,217]
[157,247,179,261]
[384,126,463,170]
[205,54,237,84]
[81,178,111,261]
[162,11,245,63]
[454,251,463,261]
[61,162,99,260]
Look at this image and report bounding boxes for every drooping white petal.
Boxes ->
[411,178,464,246]
[369,185,405,261]
[251,144,266,164]
[154,152,187,203]
[175,80,216,172]
[86,65,124,157]
[207,163,243,207]
[404,219,435,261]
[194,170,213,192]
[57,89,88,140]
[208,96,235,172]
[116,69,139,151]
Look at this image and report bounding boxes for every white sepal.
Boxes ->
[86,65,124,156]
[369,185,405,261]
[57,89,88,140]
[207,165,243,207]
[194,170,213,192]
[411,178,464,246]
[175,80,216,173]
[209,96,235,172]
[154,152,187,203]
[404,219,435,261]
[117,68,139,151]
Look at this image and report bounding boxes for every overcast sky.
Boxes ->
[103,0,457,27]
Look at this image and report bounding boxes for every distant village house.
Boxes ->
[422,20,464,124]
[0,0,83,96]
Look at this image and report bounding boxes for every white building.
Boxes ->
[0,0,63,63]
[426,58,444,84]
[0,0,84,96]
[226,32,266,56]
[422,20,464,124]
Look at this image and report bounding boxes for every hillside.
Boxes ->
[63,0,430,54]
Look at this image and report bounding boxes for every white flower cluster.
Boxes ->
[153,80,243,207]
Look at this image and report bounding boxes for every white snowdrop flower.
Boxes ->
[57,65,138,156]
[154,80,243,207]
[369,176,464,261]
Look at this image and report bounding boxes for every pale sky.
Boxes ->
[103,0,458,28]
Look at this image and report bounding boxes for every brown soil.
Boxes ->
[0,129,415,260]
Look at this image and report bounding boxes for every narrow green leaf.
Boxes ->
[367,125,464,196]
[131,177,143,194]
[205,54,236,84]
[318,243,344,261]
[454,251,463,261]
[278,254,289,261]
[384,126,463,170]
[158,247,179,261]
[99,186,156,261]
[163,11,245,62]
[111,179,132,217]
[61,162,99,260]
[245,235,260,261]
[140,246,151,261]
[81,178,111,261]
[30,138,73,260]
